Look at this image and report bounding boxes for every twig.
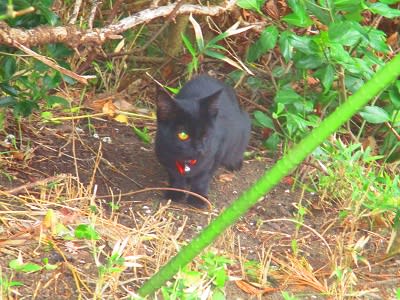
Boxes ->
[4,174,68,195]
[88,0,101,29]
[97,187,212,210]
[13,41,93,84]
[69,0,82,24]
[0,0,237,48]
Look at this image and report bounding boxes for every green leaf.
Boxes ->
[36,2,59,26]
[288,35,315,55]
[74,224,100,240]
[315,64,335,92]
[263,132,280,150]
[253,111,274,129]
[181,33,197,57]
[247,26,278,62]
[389,84,400,109]
[274,88,303,104]
[304,1,331,25]
[47,43,73,58]
[328,21,365,46]
[380,0,400,3]
[334,0,363,12]
[14,100,39,117]
[367,2,400,19]
[45,95,69,108]
[294,53,323,69]
[283,0,313,27]
[211,289,226,300]
[204,49,225,60]
[0,96,17,107]
[279,31,293,62]
[132,126,151,144]
[366,28,390,53]
[359,106,390,124]
[43,72,62,90]
[236,0,263,14]
[9,259,43,273]
[0,83,19,96]
[2,56,16,80]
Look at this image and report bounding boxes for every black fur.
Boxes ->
[155,75,251,207]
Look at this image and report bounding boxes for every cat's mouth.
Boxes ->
[175,159,197,175]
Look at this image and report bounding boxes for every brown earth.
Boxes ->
[0,117,398,299]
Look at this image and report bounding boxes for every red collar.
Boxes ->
[175,160,197,175]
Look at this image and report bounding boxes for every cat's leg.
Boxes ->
[165,171,188,202]
[187,171,213,208]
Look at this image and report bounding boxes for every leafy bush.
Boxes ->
[238,0,399,159]
[0,0,71,119]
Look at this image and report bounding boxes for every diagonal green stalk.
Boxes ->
[138,53,400,297]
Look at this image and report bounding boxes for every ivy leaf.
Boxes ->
[359,106,390,124]
[283,0,313,27]
[275,88,303,105]
[367,2,400,19]
[132,126,151,144]
[253,111,274,129]
[2,56,16,80]
[279,31,293,62]
[74,224,100,240]
[45,95,69,108]
[236,0,263,14]
[247,26,278,62]
[328,21,365,46]
[315,64,335,92]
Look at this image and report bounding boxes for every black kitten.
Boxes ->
[155,75,251,207]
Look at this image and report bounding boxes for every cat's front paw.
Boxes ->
[165,190,186,202]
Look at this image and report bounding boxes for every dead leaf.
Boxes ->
[282,176,294,185]
[264,0,279,20]
[12,151,25,161]
[59,207,79,224]
[113,98,135,111]
[307,77,319,86]
[88,95,114,111]
[102,100,117,117]
[218,173,235,182]
[361,136,377,154]
[114,114,129,124]
[235,280,279,295]
[387,32,398,48]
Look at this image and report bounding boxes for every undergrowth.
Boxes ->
[0,0,399,299]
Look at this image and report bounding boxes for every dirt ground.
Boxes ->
[0,117,399,299]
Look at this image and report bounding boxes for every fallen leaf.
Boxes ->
[218,173,235,182]
[235,280,279,295]
[387,32,398,48]
[102,100,117,117]
[282,176,294,185]
[113,98,135,111]
[12,151,25,160]
[265,0,279,20]
[114,114,129,124]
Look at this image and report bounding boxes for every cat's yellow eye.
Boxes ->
[177,131,189,141]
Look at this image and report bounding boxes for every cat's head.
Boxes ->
[156,88,222,160]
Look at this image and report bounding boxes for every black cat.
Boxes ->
[155,75,251,207]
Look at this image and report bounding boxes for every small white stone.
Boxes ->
[102,136,112,143]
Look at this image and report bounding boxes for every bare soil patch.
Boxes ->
[0,117,398,299]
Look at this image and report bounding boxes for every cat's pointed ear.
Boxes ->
[201,89,222,118]
[156,89,177,121]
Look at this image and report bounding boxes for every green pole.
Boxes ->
[138,53,400,297]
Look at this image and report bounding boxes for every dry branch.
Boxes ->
[0,0,236,49]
